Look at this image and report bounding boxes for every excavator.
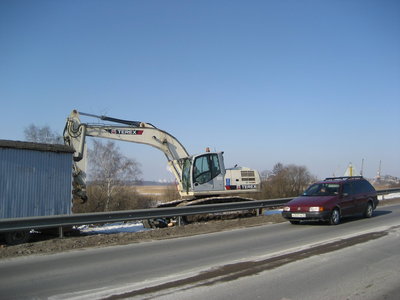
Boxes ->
[64,110,261,227]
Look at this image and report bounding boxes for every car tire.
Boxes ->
[329,208,340,225]
[364,202,373,218]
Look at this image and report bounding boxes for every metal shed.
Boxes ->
[0,140,74,219]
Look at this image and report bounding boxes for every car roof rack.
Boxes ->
[324,176,364,181]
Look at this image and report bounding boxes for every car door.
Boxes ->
[353,180,370,214]
[340,182,356,216]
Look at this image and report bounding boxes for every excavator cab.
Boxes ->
[181,152,225,196]
[180,151,260,198]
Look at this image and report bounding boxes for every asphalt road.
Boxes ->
[0,204,399,300]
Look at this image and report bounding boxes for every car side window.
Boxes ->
[353,181,364,194]
[354,180,371,194]
[342,182,353,195]
[360,180,375,193]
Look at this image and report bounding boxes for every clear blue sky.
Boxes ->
[1,0,399,181]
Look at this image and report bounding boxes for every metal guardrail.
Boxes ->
[376,187,400,195]
[0,198,291,233]
[1,188,399,234]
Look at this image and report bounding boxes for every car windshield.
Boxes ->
[302,183,340,196]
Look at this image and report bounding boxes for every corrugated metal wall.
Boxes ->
[0,147,73,219]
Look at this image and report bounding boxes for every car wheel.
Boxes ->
[364,202,373,218]
[329,208,340,225]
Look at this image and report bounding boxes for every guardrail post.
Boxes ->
[59,226,64,239]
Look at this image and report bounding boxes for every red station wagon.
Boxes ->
[282,176,378,225]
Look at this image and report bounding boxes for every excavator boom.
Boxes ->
[64,110,189,200]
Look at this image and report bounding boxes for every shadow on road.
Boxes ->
[371,210,392,218]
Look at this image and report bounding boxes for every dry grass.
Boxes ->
[135,185,172,195]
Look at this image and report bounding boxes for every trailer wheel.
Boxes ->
[5,230,31,245]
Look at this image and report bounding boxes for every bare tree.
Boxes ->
[24,124,63,144]
[88,140,142,211]
[261,163,317,199]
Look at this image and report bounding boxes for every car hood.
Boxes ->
[288,195,337,206]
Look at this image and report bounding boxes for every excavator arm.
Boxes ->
[63,110,190,200]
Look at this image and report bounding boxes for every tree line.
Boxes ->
[24,124,317,213]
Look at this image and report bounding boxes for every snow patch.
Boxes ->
[378,193,400,200]
[264,209,283,216]
[78,221,149,235]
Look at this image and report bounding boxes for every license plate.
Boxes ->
[291,213,306,218]
[240,184,257,189]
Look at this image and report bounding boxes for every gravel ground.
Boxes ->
[1,198,399,260]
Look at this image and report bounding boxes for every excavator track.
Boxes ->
[142,196,259,228]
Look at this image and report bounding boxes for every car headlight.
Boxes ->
[309,206,323,212]
[283,206,291,212]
